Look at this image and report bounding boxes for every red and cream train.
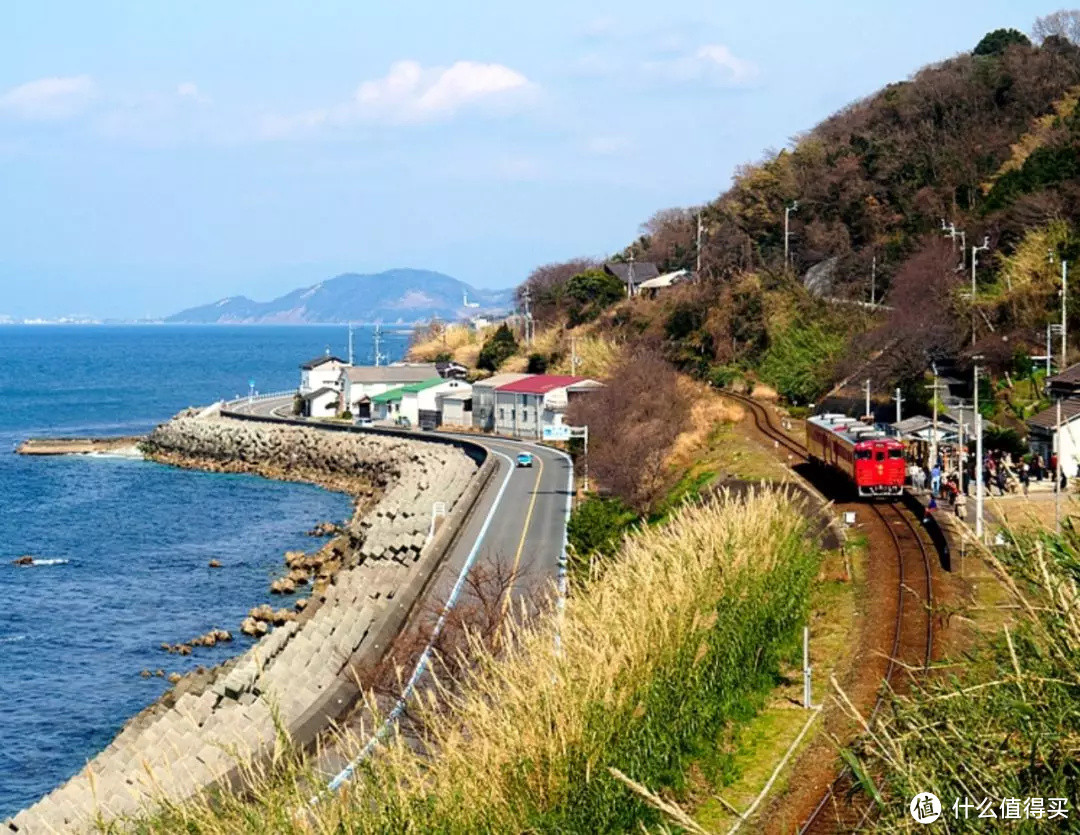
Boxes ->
[805,413,906,498]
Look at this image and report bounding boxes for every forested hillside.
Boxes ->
[520,15,1080,412]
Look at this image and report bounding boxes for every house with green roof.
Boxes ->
[371,376,472,428]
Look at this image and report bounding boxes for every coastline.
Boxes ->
[7,410,482,833]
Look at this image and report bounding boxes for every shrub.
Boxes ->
[477,324,519,371]
[759,320,846,404]
[973,28,1031,56]
[567,495,638,579]
[526,352,548,373]
[565,269,626,326]
[291,394,303,416]
[340,410,353,420]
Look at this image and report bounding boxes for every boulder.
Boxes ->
[214,629,232,643]
[208,559,222,568]
[240,617,268,637]
[287,569,310,586]
[294,598,309,612]
[154,669,165,678]
[168,672,182,684]
[140,670,151,678]
[249,604,275,622]
[270,577,296,595]
[177,644,192,656]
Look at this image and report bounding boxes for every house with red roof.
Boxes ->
[493,374,603,438]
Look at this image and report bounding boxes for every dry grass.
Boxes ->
[665,380,745,474]
[133,490,819,834]
[407,323,488,364]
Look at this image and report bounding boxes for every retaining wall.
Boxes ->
[6,414,490,834]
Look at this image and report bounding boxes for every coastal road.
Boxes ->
[224,395,571,605]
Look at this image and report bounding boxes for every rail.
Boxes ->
[717,389,938,833]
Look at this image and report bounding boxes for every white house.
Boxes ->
[372,377,472,427]
[1028,399,1080,479]
[493,375,603,438]
[299,387,339,418]
[300,355,347,394]
[437,391,472,427]
[339,363,438,419]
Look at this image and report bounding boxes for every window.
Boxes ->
[855,449,872,460]
[888,449,903,459]
[499,408,505,421]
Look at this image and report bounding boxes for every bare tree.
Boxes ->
[565,350,692,513]
[1033,9,1080,44]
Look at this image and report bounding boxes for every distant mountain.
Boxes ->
[165,269,514,324]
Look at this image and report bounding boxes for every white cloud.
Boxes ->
[263,59,535,138]
[176,82,210,104]
[644,44,758,86]
[0,75,97,120]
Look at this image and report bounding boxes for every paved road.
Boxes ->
[224,395,571,606]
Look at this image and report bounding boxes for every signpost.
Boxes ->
[542,425,572,441]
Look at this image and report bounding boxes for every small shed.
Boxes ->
[301,387,338,418]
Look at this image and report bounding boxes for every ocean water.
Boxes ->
[0,324,410,819]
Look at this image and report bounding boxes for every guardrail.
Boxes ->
[223,390,295,408]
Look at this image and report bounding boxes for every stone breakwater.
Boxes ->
[5,415,480,835]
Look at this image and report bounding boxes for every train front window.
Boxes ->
[888,449,903,459]
[855,449,872,460]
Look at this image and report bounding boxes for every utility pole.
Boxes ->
[864,378,872,420]
[958,405,966,495]
[1048,322,1054,376]
[626,254,636,299]
[696,211,704,275]
[971,237,990,346]
[974,361,984,540]
[893,387,904,423]
[373,325,384,367]
[570,336,580,375]
[870,254,877,307]
[347,322,354,366]
[1062,258,1069,369]
[931,367,940,468]
[522,287,534,346]
[784,201,799,268]
[1056,397,1063,536]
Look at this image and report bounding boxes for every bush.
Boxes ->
[340,410,353,420]
[291,394,303,416]
[759,321,846,404]
[526,352,548,373]
[708,364,740,389]
[973,27,1031,56]
[477,324,519,371]
[565,269,626,326]
[567,495,638,579]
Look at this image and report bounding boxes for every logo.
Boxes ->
[910,792,942,824]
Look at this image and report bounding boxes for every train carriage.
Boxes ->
[805,413,905,498]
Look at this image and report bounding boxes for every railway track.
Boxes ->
[720,390,936,833]
[799,500,935,834]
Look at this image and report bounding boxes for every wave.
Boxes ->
[0,635,26,644]
[13,558,70,567]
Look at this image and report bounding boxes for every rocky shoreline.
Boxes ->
[7,410,482,834]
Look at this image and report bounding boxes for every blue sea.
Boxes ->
[0,324,410,819]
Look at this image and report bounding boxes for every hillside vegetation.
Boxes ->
[511,18,1080,424]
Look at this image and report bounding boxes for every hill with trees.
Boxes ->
[518,12,1080,424]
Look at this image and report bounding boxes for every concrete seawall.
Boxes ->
[5,413,488,834]
[16,437,144,455]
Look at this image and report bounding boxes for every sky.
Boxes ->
[0,0,1063,319]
